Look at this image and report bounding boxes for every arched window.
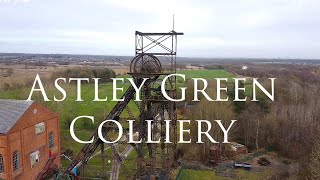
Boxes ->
[0,154,4,173]
[49,132,54,149]
[13,151,19,171]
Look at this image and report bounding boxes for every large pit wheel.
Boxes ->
[130,54,162,74]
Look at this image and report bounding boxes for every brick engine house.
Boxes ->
[0,100,60,180]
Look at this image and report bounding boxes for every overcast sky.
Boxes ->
[0,0,319,59]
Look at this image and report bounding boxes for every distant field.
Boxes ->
[178,69,233,80]
[0,64,128,87]
[0,64,60,87]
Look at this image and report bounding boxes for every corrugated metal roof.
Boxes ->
[0,99,33,134]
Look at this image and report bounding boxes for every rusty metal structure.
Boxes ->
[63,30,183,179]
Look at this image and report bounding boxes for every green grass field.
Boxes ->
[177,169,230,180]
[0,69,239,178]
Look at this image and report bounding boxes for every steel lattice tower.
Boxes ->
[63,30,183,180]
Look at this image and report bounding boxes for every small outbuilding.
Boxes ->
[0,100,60,180]
[230,142,248,154]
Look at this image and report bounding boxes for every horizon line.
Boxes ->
[0,52,320,61]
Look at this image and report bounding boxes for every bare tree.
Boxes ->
[238,102,264,150]
[308,135,320,180]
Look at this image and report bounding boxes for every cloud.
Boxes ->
[0,0,319,58]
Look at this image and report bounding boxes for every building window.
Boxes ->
[35,122,45,134]
[13,151,19,171]
[49,132,54,149]
[0,154,4,173]
[30,151,40,168]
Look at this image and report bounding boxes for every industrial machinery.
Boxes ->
[63,30,183,179]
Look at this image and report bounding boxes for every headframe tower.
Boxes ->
[62,29,183,180]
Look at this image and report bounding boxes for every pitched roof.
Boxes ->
[0,99,34,134]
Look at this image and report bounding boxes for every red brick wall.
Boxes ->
[8,131,23,179]
[3,102,60,180]
[0,137,8,180]
[0,136,6,147]
[46,117,60,163]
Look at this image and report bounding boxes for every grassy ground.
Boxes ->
[177,168,273,180]
[1,69,241,178]
[177,169,229,180]
[236,169,272,180]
